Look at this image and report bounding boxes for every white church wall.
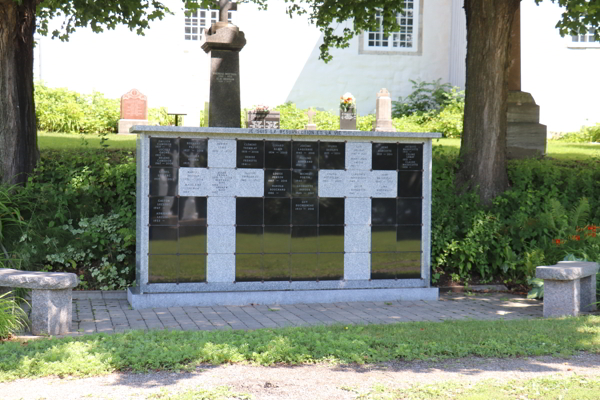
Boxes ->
[521,1,600,133]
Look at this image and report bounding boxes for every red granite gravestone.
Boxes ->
[118,89,149,134]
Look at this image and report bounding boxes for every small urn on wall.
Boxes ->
[339,92,357,130]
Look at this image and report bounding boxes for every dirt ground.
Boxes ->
[1,353,600,399]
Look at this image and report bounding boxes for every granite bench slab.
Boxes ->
[0,269,79,335]
[536,261,598,318]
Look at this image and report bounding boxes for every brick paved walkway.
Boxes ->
[67,291,543,335]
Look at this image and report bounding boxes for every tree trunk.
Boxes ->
[0,0,39,186]
[456,0,520,204]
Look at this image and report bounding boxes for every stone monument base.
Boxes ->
[128,286,438,308]
[506,91,547,159]
[119,119,149,134]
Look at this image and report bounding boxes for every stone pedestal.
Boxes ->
[246,111,280,129]
[201,24,246,128]
[340,110,357,130]
[31,289,73,335]
[119,119,149,134]
[506,91,547,159]
[374,88,396,132]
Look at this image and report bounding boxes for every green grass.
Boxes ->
[1,316,599,382]
[341,376,600,400]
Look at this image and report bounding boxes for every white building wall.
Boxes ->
[521,1,600,133]
[448,0,466,90]
[33,0,454,123]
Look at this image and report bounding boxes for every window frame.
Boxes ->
[567,26,600,49]
[184,8,233,42]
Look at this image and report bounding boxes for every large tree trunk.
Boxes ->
[456,0,520,204]
[0,0,39,186]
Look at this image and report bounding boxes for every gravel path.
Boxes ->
[2,353,599,399]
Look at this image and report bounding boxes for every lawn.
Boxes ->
[38,132,600,161]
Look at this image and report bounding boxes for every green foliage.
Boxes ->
[35,82,120,134]
[0,292,28,339]
[0,316,599,380]
[392,79,459,117]
[555,123,600,143]
[526,278,544,299]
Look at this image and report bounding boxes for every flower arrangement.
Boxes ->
[251,105,270,114]
[339,93,356,113]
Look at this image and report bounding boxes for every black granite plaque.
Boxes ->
[180,139,208,168]
[292,198,318,226]
[372,143,397,170]
[264,226,291,253]
[371,252,398,280]
[371,226,396,252]
[236,254,263,282]
[318,253,344,280]
[150,168,178,197]
[237,140,264,168]
[396,252,421,279]
[319,198,344,225]
[178,226,207,255]
[372,198,397,225]
[265,170,291,197]
[149,226,178,255]
[178,255,206,282]
[292,142,318,170]
[236,226,263,254]
[291,253,319,281]
[149,197,178,226]
[292,170,318,197]
[397,198,422,225]
[396,225,422,252]
[265,141,291,169]
[318,226,344,253]
[319,142,345,170]
[291,226,318,253]
[178,197,207,225]
[398,144,423,170]
[148,255,178,283]
[236,198,263,226]
[150,138,179,167]
[397,171,422,198]
[264,198,291,225]
[263,254,290,281]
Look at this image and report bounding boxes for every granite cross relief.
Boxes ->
[219,0,237,22]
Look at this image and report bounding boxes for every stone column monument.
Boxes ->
[201,0,246,128]
[373,88,396,132]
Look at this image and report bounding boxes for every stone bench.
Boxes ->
[0,269,79,335]
[536,261,598,317]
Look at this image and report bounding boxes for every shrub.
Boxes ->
[0,292,28,339]
[392,79,462,117]
[556,123,600,143]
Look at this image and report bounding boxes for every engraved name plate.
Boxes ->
[265,170,291,197]
[346,170,370,197]
[292,170,318,197]
[209,169,236,196]
[180,139,208,168]
[372,170,397,198]
[293,142,318,170]
[346,142,371,170]
[398,144,423,170]
[318,170,345,198]
[237,140,264,169]
[150,138,179,167]
[237,169,264,197]
[179,168,210,196]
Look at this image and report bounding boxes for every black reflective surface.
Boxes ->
[372,199,397,225]
[149,197,178,226]
[263,254,290,281]
[150,138,179,167]
[178,197,207,225]
[372,143,397,170]
[290,253,319,281]
[150,168,178,196]
[318,198,344,225]
[178,254,206,282]
[236,254,263,282]
[372,252,421,280]
[236,198,263,225]
[318,253,344,280]
[396,225,422,252]
[292,142,319,170]
[371,226,396,252]
[180,138,207,167]
[148,255,178,283]
[397,171,422,198]
[292,198,318,225]
[264,226,291,253]
[292,170,318,197]
[178,226,207,254]
[265,170,291,197]
[265,141,291,169]
[264,198,291,225]
[398,144,423,170]
[319,142,345,169]
[237,140,264,168]
[396,198,422,225]
[318,226,344,253]
[236,226,263,254]
[291,226,318,252]
[149,226,178,254]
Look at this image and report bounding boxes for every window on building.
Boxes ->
[184,9,233,41]
[365,0,420,52]
[569,26,600,48]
